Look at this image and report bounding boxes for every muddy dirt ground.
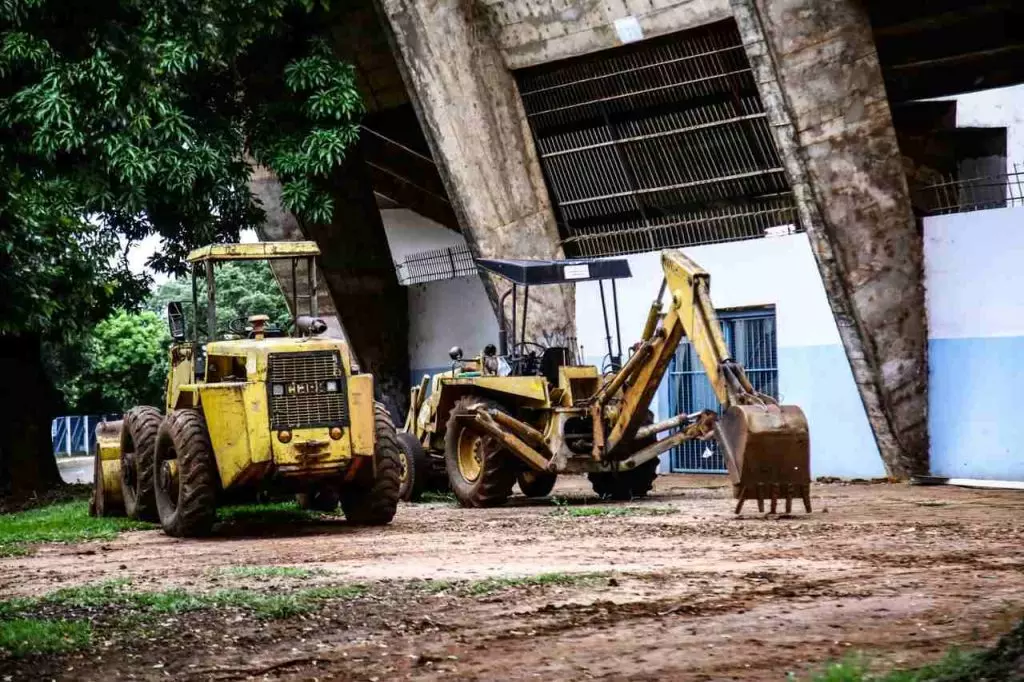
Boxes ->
[1,476,1023,681]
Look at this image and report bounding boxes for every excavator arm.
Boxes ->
[602,250,811,513]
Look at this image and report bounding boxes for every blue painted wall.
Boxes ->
[924,207,1024,481]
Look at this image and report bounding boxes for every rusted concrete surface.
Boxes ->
[375,0,575,344]
[730,0,928,478]
[480,0,731,69]
[250,160,410,421]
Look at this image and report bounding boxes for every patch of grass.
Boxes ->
[0,618,91,657]
[0,501,155,556]
[552,505,675,518]
[419,572,607,597]
[799,649,982,681]
[0,579,367,623]
[217,565,320,579]
[0,544,34,558]
[417,491,456,503]
[216,501,321,524]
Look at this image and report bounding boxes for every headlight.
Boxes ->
[272,384,285,397]
[325,380,338,393]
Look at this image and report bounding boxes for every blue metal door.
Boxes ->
[667,307,778,473]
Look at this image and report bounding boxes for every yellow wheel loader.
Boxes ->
[90,242,402,536]
[398,250,811,513]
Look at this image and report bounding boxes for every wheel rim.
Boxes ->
[520,471,537,486]
[456,429,485,483]
[157,449,179,509]
[398,450,410,485]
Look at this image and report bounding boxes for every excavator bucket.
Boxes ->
[89,420,126,517]
[716,404,811,514]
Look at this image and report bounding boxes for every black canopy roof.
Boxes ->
[475,258,631,285]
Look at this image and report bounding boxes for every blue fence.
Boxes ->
[666,307,778,473]
[51,415,119,457]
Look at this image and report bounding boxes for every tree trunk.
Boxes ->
[0,334,65,499]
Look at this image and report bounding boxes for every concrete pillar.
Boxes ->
[250,159,410,421]
[373,0,575,346]
[730,0,928,477]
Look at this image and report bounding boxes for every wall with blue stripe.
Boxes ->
[924,206,1024,480]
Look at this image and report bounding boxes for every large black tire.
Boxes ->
[588,411,659,501]
[396,432,430,502]
[154,410,218,537]
[120,406,162,521]
[295,487,340,512]
[445,397,515,508]
[588,458,659,501]
[516,471,557,498]
[341,403,401,525]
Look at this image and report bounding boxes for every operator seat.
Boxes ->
[540,347,572,386]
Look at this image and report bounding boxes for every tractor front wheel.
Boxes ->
[444,398,515,508]
[588,458,659,501]
[154,409,218,537]
[120,406,162,522]
[340,403,401,525]
[516,471,557,498]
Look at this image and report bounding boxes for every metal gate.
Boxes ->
[514,19,799,259]
[667,307,778,473]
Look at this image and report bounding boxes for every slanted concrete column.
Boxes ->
[250,159,410,421]
[730,0,928,477]
[373,0,574,345]
[250,166,346,340]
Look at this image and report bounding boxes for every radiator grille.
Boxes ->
[266,351,349,430]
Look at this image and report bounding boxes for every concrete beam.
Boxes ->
[374,0,575,345]
[729,0,929,478]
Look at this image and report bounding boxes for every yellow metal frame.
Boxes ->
[186,241,321,263]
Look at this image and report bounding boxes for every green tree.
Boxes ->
[0,0,362,496]
[147,261,292,336]
[69,311,170,415]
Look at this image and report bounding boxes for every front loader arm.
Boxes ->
[604,251,749,456]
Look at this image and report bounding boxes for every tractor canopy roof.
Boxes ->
[186,241,320,263]
[475,257,631,285]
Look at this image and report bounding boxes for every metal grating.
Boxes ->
[667,308,778,473]
[515,19,800,258]
[395,245,478,285]
[267,351,349,430]
[914,168,1023,216]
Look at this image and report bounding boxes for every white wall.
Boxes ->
[381,208,468,264]
[378,209,498,379]
[954,84,1024,173]
[576,233,884,479]
[925,206,1024,480]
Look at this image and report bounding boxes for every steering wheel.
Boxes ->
[510,341,548,376]
[511,341,548,356]
[227,317,249,336]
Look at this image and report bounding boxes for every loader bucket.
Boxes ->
[89,420,126,518]
[716,404,811,514]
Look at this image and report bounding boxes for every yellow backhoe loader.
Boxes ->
[397,250,810,513]
[90,241,401,536]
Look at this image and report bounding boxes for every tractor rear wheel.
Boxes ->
[445,397,515,508]
[396,432,429,502]
[516,471,557,498]
[120,406,162,521]
[341,403,401,525]
[154,409,218,537]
